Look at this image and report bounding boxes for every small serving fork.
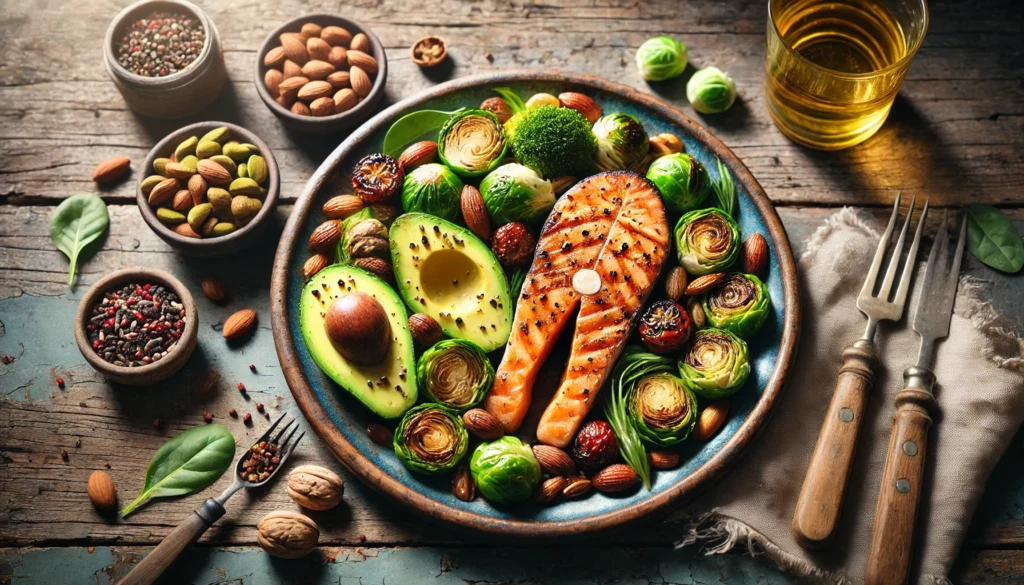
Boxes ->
[793,194,928,549]
[865,212,966,585]
[118,414,304,585]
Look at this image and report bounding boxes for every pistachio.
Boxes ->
[238,163,248,178]
[207,188,232,216]
[156,207,186,225]
[231,196,263,224]
[229,177,264,197]
[247,155,269,186]
[187,203,213,232]
[223,141,256,162]
[200,126,231,144]
[153,158,171,175]
[196,140,221,159]
[140,174,166,195]
[210,222,236,237]
[174,136,198,161]
[179,155,199,174]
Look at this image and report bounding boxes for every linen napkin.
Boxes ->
[678,208,1024,584]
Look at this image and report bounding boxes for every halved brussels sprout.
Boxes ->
[400,163,464,222]
[674,208,740,275]
[635,36,688,81]
[417,339,495,411]
[593,113,650,171]
[438,110,507,178]
[687,67,737,114]
[470,436,541,504]
[678,328,750,399]
[646,153,709,213]
[393,404,469,474]
[479,163,555,225]
[628,373,698,446]
[703,273,771,338]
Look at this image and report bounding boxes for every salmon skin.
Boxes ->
[484,171,669,447]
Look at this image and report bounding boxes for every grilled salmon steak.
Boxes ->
[484,171,670,447]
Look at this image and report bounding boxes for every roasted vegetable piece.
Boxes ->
[646,153,708,213]
[687,67,737,114]
[571,420,620,472]
[393,404,469,474]
[417,339,495,411]
[678,328,750,399]
[675,208,740,275]
[635,36,688,81]
[638,300,692,354]
[400,163,464,222]
[628,372,698,446]
[593,113,650,172]
[479,163,555,225]
[470,436,542,504]
[504,105,598,178]
[352,153,404,203]
[702,273,771,338]
[437,110,507,178]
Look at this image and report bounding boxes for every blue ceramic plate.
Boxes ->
[271,71,799,539]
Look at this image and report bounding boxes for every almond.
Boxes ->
[310,96,336,117]
[172,189,194,212]
[308,220,341,253]
[562,477,592,499]
[326,70,350,90]
[350,33,370,52]
[334,88,358,112]
[687,297,706,329]
[303,254,330,280]
[366,423,392,446]
[327,45,348,68]
[147,177,179,206]
[282,59,303,79]
[277,94,296,109]
[460,185,491,242]
[742,233,768,278]
[187,173,207,205]
[197,159,232,186]
[664,266,688,301]
[452,461,475,502]
[592,464,640,493]
[409,313,443,349]
[264,46,286,69]
[163,161,192,180]
[322,26,352,47]
[535,476,566,504]
[301,22,323,39]
[648,450,681,470]
[278,76,309,100]
[353,257,394,285]
[222,309,257,340]
[684,272,726,296]
[398,141,437,170]
[694,400,729,441]
[650,133,684,156]
[462,408,503,441]
[291,101,311,116]
[346,50,378,74]
[201,277,227,302]
[532,445,576,477]
[87,470,117,514]
[306,37,331,62]
[92,156,131,183]
[323,194,364,220]
[264,68,284,97]
[301,59,335,81]
[298,80,333,102]
[174,222,201,239]
[558,92,602,124]
[279,33,308,65]
[350,66,371,98]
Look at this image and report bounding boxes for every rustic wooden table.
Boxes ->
[1,1,1021,583]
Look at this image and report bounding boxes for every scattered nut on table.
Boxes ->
[257,510,319,558]
[287,464,345,511]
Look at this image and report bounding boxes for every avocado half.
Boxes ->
[389,213,513,352]
[299,265,418,419]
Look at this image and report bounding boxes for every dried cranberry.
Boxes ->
[638,300,692,355]
[491,222,536,269]
[352,153,404,203]
[571,420,620,471]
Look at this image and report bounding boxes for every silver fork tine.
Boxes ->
[860,193,902,299]
[877,196,916,300]
[259,413,288,443]
[272,419,296,444]
[279,424,300,452]
[943,215,967,310]
[892,199,929,308]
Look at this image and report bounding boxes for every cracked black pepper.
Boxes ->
[117,12,206,77]
[86,283,185,366]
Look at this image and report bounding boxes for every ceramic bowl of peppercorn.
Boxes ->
[138,121,280,256]
[74,267,198,386]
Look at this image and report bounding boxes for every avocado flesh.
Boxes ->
[299,265,417,419]
[390,213,513,352]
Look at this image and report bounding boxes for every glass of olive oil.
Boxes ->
[765,0,928,150]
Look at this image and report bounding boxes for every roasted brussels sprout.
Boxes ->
[593,113,650,171]
[686,67,737,114]
[470,436,542,504]
[678,328,750,399]
[635,36,688,81]
[675,208,740,275]
[417,339,495,411]
[393,404,469,474]
[479,163,556,225]
[702,273,771,338]
[437,110,507,178]
[628,373,698,446]
[646,153,709,213]
[352,153,404,204]
[400,163,464,222]
[504,106,598,178]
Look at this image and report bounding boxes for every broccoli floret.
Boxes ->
[504,106,597,179]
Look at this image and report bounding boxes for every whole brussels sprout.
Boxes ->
[438,110,507,178]
[686,67,737,114]
[393,404,469,475]
[628,373,698,446]
[470,436,542,504]
[593,113,650,171]
[646,153,709,213]
[400,163,464,222]
[479,163,555,225]
[702,273,771,338]
[417,339,494,411]
[674,208,740,275]
[678,328,750,399]
[635,36,688,81]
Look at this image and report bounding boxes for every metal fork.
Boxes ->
[117,415,305,585]
[793,194,929,549]
[865,212,966,585]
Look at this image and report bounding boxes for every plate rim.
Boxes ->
[271,69,801,539]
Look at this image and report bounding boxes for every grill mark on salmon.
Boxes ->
[484,171,669,446]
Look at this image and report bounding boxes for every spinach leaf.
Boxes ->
[966,204,1024,273]
[382,109,462,157]
[49,194,109,286]
[709,157,736,217]
[493,87,526,114]
[121,424,236,517]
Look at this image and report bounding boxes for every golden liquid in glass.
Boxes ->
[766,0,912,150]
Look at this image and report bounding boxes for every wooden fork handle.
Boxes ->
[865,369,937,585]
[792,339,878,549]
[116,499,225,585]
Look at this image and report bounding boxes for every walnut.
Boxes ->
[345,218,389,259]
[287,465,345,511]
[257,510,319,559]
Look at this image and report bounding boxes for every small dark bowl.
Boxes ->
[137,121,280,256]
[74,268,198,386]
[255,14,388,134]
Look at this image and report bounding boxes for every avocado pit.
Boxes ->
[324,292,392,366]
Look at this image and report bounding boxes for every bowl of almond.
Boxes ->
[256,15,387,134]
